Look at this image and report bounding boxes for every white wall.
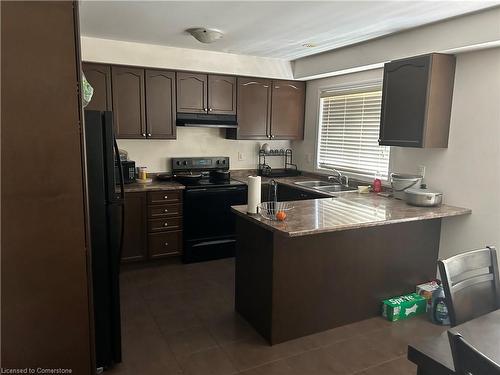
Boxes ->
[293,7,500,80]
[294,47,500,259]
[118,127,290,172]
[81,36,294,79]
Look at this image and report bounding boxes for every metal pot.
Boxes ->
[390,173,423,199]
[405,186,443,207]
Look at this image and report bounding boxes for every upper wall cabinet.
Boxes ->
[379,53,456,148]
[177,72,236,115]
[112,66,146,139]
[270,80,305,140]
[228,77,272,139]
[176,72,208,113]
[227,78,305,140]
[82,63,112,111]
[208,75,237,115]
[145,69,176,139]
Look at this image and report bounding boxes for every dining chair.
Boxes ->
[438,246,500,326]
[448,331,500,374]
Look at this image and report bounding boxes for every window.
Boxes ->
[317,87,390,180]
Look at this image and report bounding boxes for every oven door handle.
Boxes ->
[186,186,247,194]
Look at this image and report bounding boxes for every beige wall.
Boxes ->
[81,36,294,79]
[118,127,290,172]
[294,47,500,259]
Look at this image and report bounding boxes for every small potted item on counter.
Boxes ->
[372,172,382,193]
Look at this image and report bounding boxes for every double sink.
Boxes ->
[294,180,357,193]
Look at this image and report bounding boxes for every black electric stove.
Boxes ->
[171,157,247,263]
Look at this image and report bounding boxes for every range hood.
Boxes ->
[176,113,238,128]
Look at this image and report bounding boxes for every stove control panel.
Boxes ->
[172,156,230,172]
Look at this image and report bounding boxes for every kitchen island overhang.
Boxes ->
[231,195,470,345]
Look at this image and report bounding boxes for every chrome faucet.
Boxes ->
[328,169,349,187]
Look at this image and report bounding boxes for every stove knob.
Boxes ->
[176,161,181,166]
[216,160,220,165]
[222,160,226,164]
[183,161,188,166]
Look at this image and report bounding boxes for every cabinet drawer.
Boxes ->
[148,217,182,232]
[148,203,182,218]
[148,231,182,258]
[148,190,182,205]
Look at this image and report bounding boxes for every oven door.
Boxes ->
[183,185,247,262]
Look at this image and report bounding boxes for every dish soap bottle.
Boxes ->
[430,286,450,325]
[373,172,382,193]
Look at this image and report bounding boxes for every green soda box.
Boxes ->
[382,293,426,322]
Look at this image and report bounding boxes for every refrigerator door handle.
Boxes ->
[113,138,125,267]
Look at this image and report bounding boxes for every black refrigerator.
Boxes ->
[84,110,124,370]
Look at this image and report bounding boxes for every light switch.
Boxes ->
[238,152,245,161]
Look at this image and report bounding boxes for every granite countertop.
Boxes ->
[231,193,471,237]
[123,180,184,193]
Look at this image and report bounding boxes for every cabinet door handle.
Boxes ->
[164,242,169,247]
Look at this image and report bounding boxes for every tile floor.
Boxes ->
[111,258,446,375]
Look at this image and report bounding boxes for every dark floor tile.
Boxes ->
[354,356,417,375]
[153,307,203,335]
[238,359,297,375]
[165,326,218,362]
[180,347,238,375]
[222,334,319,371]
[285,348,343,375]
[322,334,393,374]
[205,311,259,345]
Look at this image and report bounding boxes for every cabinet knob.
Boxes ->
[164,209,169,213]
[204,108,208,112]
[147,133,152,137]
[164,242,169,247]
[164,222,168,227]
[142,133,146,137]
[164,195,168,199]
[208,108,213,112]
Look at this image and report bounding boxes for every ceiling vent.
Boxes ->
[186,27,223,44]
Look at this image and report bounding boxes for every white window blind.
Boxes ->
[317,88,390,180]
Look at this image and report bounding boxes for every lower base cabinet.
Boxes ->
[121,190,183,262]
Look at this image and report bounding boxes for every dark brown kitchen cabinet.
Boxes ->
[227,77,272,139]
[82,62,112,111]
[208,74,237,114]
[270,80,305,140]
[145,69,176,139]
[176,72,208,113]
[121,192,148,262]
[379,53,456,148]
[112,66,146,138]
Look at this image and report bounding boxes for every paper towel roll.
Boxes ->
[247,176,261,214]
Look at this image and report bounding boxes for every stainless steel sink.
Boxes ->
[315,184,358,193]
[294,180,332,188]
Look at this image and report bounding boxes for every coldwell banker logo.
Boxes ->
[1,369,72,374]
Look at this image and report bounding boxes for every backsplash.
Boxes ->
[117,127,291,172]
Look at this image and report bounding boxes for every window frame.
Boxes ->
[314,80,391,183]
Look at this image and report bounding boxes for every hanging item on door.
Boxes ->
[81,71,93,108]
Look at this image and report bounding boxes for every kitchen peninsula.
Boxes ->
[231,193,470,344]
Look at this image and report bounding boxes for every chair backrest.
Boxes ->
[438,246,500,326]
[448,331,500,375]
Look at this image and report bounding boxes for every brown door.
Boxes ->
[270,80,305,140]
[208,74,237,115]
[235,77,271,139]
[112,66,146,138]
[145,69,176,139]
[2,1,92,372]
[82,62,112,111]
[121,192,148,262]
[176,72,208,113]
[379,55,430,147]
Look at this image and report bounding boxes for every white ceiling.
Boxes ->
[79,1,500,60]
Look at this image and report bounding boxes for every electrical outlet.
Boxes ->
[418,165,426,178]
[238,152,245,161]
